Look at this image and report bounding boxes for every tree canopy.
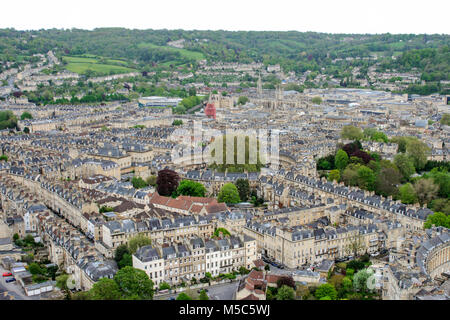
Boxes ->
[174,180,206,197]
[218,183,241,204]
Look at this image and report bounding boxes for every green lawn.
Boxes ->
[137,42,205,61]
[62,55,137,75]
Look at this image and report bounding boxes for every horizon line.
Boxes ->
[1,26,449,36]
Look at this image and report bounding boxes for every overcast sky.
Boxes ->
[1,0,449,34]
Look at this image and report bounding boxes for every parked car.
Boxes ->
[167,297,175,300]
[2,272,12,277]
[5,277,16,283]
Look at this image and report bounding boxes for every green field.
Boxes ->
[62,55,137,75]
[137,43,205,61]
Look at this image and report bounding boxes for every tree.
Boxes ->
[341,126,363,140]
[29,263,44,275]
[156,169,180,196]
[440,113,450,126]
[406,140,430,170]
[328,169,341,182]
[375,167,401,197]
[356,166,376,191]
[159,282,171,290]
[353,268,375,293]
[347,260,365,271]
[176,292,192,300]
[335,149,349,170]
[394,153,416,180]
[235,178,250,201]
[315,283,337,300]
[391,136,416,153]
[342,165,359,186]
[264,264,270,272]
[363,128,388,143]
[413,179,439,206]
[199,290,209,300]
[0,110,18,130]
[345,268,355,277]
[276,285,295,300]
[218,183,240,203]
[430,198,450,215]
[427,169,450,199]
[42,89,53,101]
[188,87,196,96]
[295,284,310,300]
[23,127,30,134]
[20,112,33,120]
[239,266,250,275]
[118,253,132,269]
[328,274,345,291]
[175,180,206,197]
[276,276,295,289]
[90,278,121,300]
[346,234,366,257]
[237,96,249,105]
[172,119,183,125]
[55,274,69,291]
[115,244,130,263]
[312,96,323,105]
[131,176,148,189]
[146,175,157,187]
[424,212,450,229]
[114,266,154,300]
[399,183,418,204]
[128,234,152,254]
[173,106,186,114]
[342,277,353,292]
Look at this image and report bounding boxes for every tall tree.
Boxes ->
[341,126,363,140]
[114,266,154,300]
[394,153,416,180]
[235,178,250,201]
[218,183,240,203]
[353,268,375,293]
[128,233,152,254]
[175,180,206,197]
[335,149,349,170]
[90,278,121,300]
[328,169,341,182]
[375,167,401,196]
[276,285,295,300]
[424,212,450,229]
[356,166,376,191]
[156,169,180,196]
[413,179,439,206]
[406,140,430,170]
[315,283,337,300]
[399,183,418,204]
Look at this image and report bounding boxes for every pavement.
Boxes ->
[154,280,240,300]
[207,281,239,300]
[0,266,32,300]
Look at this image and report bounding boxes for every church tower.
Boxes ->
[257,73,263,97]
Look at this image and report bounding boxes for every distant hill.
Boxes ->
[0,28,448,91]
